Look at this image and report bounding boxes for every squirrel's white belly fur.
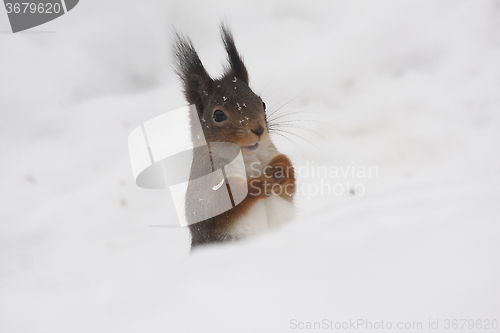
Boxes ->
[228,196,295,239]
[228,141,295,239]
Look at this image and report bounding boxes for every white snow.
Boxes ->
[1,1,500,332]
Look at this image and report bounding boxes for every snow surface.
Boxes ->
[1,1,500,332]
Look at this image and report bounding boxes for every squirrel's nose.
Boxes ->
[251,126,264,137]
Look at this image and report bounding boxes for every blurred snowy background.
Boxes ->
[1,0,500,332]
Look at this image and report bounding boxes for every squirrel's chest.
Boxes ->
[228,194,295,239]
[229,144,294,239]
[242,143,278,178]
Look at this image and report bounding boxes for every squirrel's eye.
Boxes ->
[262,102,266,111]
[213,109,227,122]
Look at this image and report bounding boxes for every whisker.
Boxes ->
[266,91,306,119]
[267,109,321,123]
[268,127,323,153]
[269,123,328,140]
[269,118,340,131]
[268,130,309,159]
[258,78,277,97]
[269,119,343,137]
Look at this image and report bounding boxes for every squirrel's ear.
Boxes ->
[174,33,214,115]
[221,25,249,85]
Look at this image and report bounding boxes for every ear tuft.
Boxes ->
[221,24,249,85]
[173,32,213,113]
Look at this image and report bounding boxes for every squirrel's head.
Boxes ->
[174,25,267,155]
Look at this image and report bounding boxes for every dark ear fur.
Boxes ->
[221,25,249,85]
[174,33,213,114]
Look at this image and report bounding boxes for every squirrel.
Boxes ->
[174,25,296,248]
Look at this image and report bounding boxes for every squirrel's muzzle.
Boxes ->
[251,126,264,137]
